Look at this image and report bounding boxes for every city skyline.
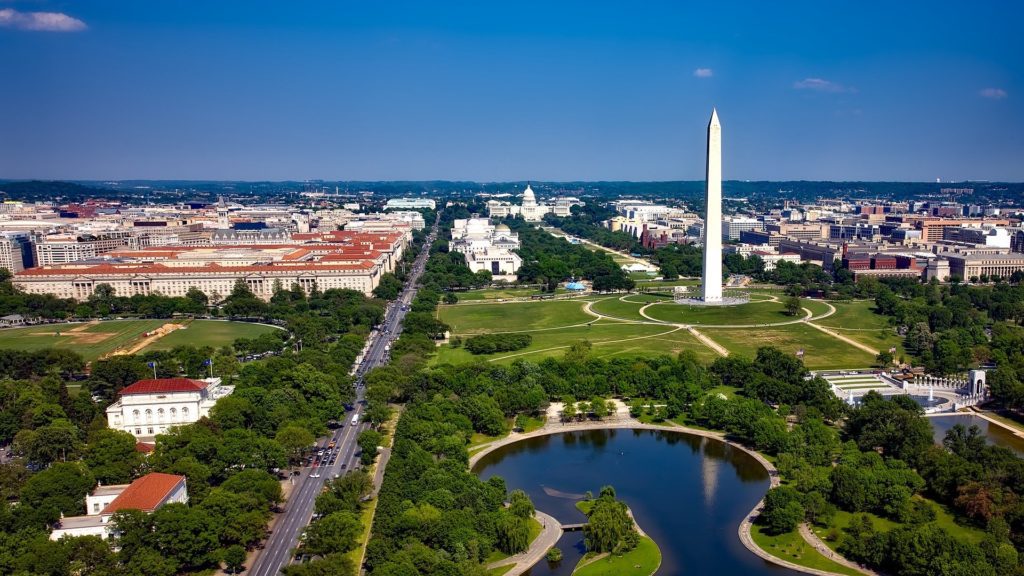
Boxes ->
[1,1,1022,181]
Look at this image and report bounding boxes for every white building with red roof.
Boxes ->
[50,472,188,540]
[106,377,231,438]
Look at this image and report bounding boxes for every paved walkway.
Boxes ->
[804,321,879,356]
[799,523,878,575]
[688,326,729,357]
[486,509,563,576]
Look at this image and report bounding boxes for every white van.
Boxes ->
[350,414,359,426]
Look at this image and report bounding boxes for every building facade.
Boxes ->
[106,377,232,438]
[51,473,188,540]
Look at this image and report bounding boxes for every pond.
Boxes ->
[473,428,802,575]
[929,414,1024,456]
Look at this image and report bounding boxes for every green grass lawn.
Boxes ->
[0,319,167,361]
[572,535,660,576]
[439,300,593,334]
[800,298,834,319]
[0,319,281,361]
[634,278,701,288]
[486,565,513,576]
[750,525,862,576]
[433,322,719,365]
[143,320,281,351]
[516,413,546,433]
[703,323,875,369]
[642,299,797,326]
[454,287,553,301]
[589,295,669,322]
[813,300,903,357]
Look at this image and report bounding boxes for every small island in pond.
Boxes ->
[572,486,661,576]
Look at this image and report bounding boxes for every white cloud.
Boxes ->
[793,78,853,93]
[693,68,713,78]
[0,8,87,32]
[979,88,1008,100]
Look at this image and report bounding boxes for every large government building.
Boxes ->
[12,230,404,301]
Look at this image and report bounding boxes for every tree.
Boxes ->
[761,487,805,534]
[784,296,802,317]
[305,511,363,555]
[583,490,637,553]
[372,274,403,301]
[509,489,535,519]
[151,504,219,571]
[357,429,383,465]
[223,544,246,574]
[495,510,530,554]
[20,462,95,519]
[277,425,316,465]
[84,428,143,484]
[561,399,578,421]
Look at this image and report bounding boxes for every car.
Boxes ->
[310,472,321,478]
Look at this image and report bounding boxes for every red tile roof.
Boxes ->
[119,378,207,396]
[135,442,155,453]
[101,473,185,514]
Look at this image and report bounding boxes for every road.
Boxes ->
[249,214,439,576]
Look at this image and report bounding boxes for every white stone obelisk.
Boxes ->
[702,108,723,303]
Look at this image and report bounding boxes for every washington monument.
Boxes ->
[702,108,723,302]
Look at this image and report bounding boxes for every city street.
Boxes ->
[249,215,438,576]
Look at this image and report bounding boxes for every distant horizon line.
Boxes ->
[1,178,1018,185]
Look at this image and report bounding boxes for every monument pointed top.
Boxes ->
[710,108,720,125]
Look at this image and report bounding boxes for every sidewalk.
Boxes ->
[486,509,562,576]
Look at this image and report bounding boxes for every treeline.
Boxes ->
[542,204,645,254]
[462,333,532,355]
[870,277,1024,377]
[508,221,634,292]
[0,286,383,575]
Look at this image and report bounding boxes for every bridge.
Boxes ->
[561,522,587,531]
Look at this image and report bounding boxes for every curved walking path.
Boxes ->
[486,509,563,576]
[799,523,879,575]
[470,414,873,576]
[447,293,878,367]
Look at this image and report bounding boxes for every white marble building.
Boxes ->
[106,377,231,438]
[486,185,552,222]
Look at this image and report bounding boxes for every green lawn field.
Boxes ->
[0,319,167,361]
[439,300,594,334]
[642,299,797,326]
[0,319,282,361]
[812,300,903,357]
[589,295,670,322]
[434,321,718,365]
[454,287,561,301]
[572,535,661,576]
[143,320,281,351]
[750,525,862,576]
[702,323,875,369]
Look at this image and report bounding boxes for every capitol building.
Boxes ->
[486,185,552,222]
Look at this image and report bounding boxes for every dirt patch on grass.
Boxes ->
[102,322,187,358]
[29,322,112,344]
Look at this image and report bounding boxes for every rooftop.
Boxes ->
[101,473,186,515]
[119,378,207,396]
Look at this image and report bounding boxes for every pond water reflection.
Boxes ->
[473,428,801,575]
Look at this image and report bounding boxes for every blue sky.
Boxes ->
[1,1,1021,181]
